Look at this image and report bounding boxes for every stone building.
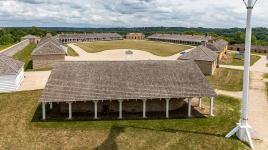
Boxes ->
[31,38,65,70]
[206,39,228,65]
[40,60,217,120]
[178,45,218,75]
[21,35,41,44]
[0,55,24,92]
[229,44,268,53]
[147,34,214,46]
[126,33,145,40]
[58,33,123,44]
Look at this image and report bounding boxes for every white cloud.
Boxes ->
[0,0,267,27]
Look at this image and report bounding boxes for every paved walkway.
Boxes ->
[17,71,51,91]
[221,55,268,149]
[66,44,193,61]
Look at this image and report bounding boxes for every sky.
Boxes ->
[0,0,267,28]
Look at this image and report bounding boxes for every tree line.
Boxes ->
[1,26,268,46]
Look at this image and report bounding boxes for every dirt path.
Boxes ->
[66,43,193,61]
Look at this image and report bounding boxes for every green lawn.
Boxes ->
[266,63,268,67]
[264,73,268,79]
[220,53,261,66]
[207,68,243,91]
[0,90,248,149]
[12,43,36,71]
[0,44,12,51]
[76,40,192,57]
[67,46,79,56]
[266,82,268,99]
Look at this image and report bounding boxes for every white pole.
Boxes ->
[68,102,72,119]
[242,0,253,127]
[118,100,123,119]
[225,0,256,149]
[210,97,214,116]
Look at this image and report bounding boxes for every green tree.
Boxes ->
[0,34,14,45]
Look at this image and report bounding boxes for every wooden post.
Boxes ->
[68,102,72,119]
[198,98,202,108]
[49,102,53,109]
[166,99,170,118]
[210,97,214,116]
[188,98,192,117]
[142,99,147,118]
[93,101,98,119]
[42,102,46,120]
[118,100,123,119]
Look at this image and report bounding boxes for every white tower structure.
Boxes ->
[225,0,258,149]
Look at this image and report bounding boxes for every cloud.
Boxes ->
[0,0,267,28]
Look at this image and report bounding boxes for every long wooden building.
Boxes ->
[58,33,123,44]
[229,44,268,53]
[0,55,24,92]
[40,60,217,120]
[147,34,214,46]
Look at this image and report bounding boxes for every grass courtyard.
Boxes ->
[0,90,249,149]
[207,68,243,91]
[12,43,36,70]
[76,40,192,57]
[220,53,261,66]
[67,46,79,56]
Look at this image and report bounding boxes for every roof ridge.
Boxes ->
[0,55,21,73]
[199,46,215,61]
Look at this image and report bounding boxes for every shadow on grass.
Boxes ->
[94,126,124,150]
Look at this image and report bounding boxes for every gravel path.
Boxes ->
[66,43,193,61]
[221,55,268,149]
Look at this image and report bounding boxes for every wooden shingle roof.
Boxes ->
[179,45,218,62]
[0,55,24,75]
[206,39,228,52]
[40,60,217,102]
[32,40,65,56]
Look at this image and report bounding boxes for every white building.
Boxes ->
[0,55,24,92]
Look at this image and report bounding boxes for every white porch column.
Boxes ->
[188,98,192,117]
[49,102,53,109]
[198,98,202,108]
[210,97,214,116]
[42,102,46,120]
[118,100,123,119]
[68,102,72,119]
[93,100,98,119]
[142,99,147,118]
[166,99,170,118]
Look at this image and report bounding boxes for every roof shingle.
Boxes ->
[40,60,217,102]
[0,55,24,75]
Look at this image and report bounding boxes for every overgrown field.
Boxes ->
[0,90,248,149]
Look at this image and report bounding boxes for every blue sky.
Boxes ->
[0,0,267,28]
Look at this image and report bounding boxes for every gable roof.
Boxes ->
[178,45,218,62]
[32,40,65,56]
[206,39,228,52]
[147,34,214,43]
[21,34,40,39]
[0,55,24,75]
[40,60,217,102]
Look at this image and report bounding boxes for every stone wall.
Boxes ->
[0,40,30,56]
[32,54,65,69]
[195,60,216,76]
[60,98,185,113]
